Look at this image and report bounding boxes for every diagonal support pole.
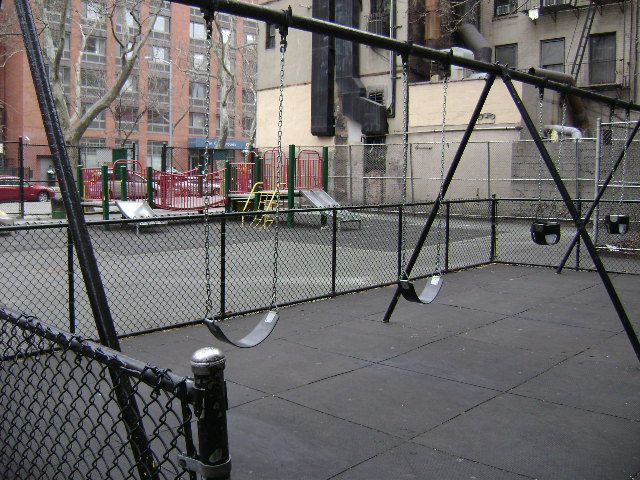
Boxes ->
[502,72,640,363]
[556,117,640,273]
[383,74,496,323]
[13,0,160,477]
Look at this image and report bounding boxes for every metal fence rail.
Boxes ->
[5,197,638,342]
[0,307,197,480]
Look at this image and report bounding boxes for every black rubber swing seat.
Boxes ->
[204,310,279,348]
[400,275,444,304]
[530,220,561,246]
[605,214,630,235]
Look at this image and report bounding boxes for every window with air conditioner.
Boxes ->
[494,0,517,16]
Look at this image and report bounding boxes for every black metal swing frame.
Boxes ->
[14,0,640,375]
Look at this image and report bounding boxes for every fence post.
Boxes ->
[101,164,109,223]
[67,228,76,334]
[220,215,226,317]
[189,348,231,480]
[331,207,337,296]
[575,199,581,271]
[322,146,329,192]
[490,194,497,262]
[593,117,602,246]
[254,154,262,188]
[146,166,154,208]
[120,164,128,201]
[287,144,296,227]
[76,163,84,200]
[348,145,353,204]
[224,158,232,213]
[161,143,168,173]
[444,202,450,272]
[18,136,25,218]
[486,142,491,199]
[397,205,403,279]
[131,142,137,162]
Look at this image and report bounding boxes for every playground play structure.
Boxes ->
[77,146,359,226]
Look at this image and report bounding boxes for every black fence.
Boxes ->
[0,198,637,340]
[0,307,232,480]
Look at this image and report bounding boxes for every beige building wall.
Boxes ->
[256,84,335,148]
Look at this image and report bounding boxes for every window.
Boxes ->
[589,33,616,85]
[244,20,257,45]
[540,38,565,73]
[363,137,386,174]
[495,43,517,68]
[148,108,169,133]
[216,114,235,136]
[367,0,390,36]
[82,2,104,22]
[367,88,384,105]
[190,82,208,106]
[53,33,70,59]
[221,28,231,44]
[81,103,105,129]
[80,69,106,97]
[190,21,206,40]
[190,111,206,135]
[148,76,170,102]
[151,46,169,62]
[83,36,106,63]
[114,106,139,131]
[266,23,276,49]
[192,52,207,71]
[152,16,170,34]
[242,115,254,136]
[79,138,106,168]
[147,141,164,170]
[494,0,517,16]
[120,76,138,96]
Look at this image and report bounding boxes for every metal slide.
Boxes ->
[115,201,168,234]
[301,189,361,228]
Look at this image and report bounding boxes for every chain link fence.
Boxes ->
[0,308,198,480]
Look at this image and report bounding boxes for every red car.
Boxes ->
[0,176,57,202]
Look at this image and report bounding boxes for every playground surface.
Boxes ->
[123,263,640,480]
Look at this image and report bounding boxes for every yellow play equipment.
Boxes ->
[241,182,286,228]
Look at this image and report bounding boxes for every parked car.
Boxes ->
[107,170,160,199]
[0,176,57,202]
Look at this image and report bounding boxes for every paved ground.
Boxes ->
[123,263,640,480]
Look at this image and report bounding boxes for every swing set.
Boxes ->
[14,0,640,363]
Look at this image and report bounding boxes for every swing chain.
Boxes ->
[435,76,448,274]
[535,88,544,219]
[203,10,215,320]
[400,54,409,278]
[269,25,288,311]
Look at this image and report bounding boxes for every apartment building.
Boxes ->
[0,0,258,179]
[255,0,636,146]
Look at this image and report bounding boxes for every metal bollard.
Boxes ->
[180,347,231,480]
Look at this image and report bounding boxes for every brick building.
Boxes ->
[0,0,258,180]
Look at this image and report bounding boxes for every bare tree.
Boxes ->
[24,0,161,148]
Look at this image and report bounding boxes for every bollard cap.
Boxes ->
[191,347,226,375]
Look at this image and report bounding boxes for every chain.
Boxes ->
[536,89,544,219]
[203,11,214,320]
[435,76,448,275]
[621,109,630,204]
[400,56,409,279]
[269,30,287,311]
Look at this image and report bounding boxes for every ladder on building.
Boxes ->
[570,1,597,81]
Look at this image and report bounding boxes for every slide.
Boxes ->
[301,190,361,229]
[115,200,168,234]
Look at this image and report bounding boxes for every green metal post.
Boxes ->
[77,163,84,200]
[322,146,329,192]
[224,158,232,212]
[147,166,154,208]
[101,165,109,222]
[254,155,262,187]
[288,144,295,227]
[120,164,128,201]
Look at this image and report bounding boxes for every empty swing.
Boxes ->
[203,13,289,347]
[398,57,446,304]
[531,87,561,245]
[605,109,631,235]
